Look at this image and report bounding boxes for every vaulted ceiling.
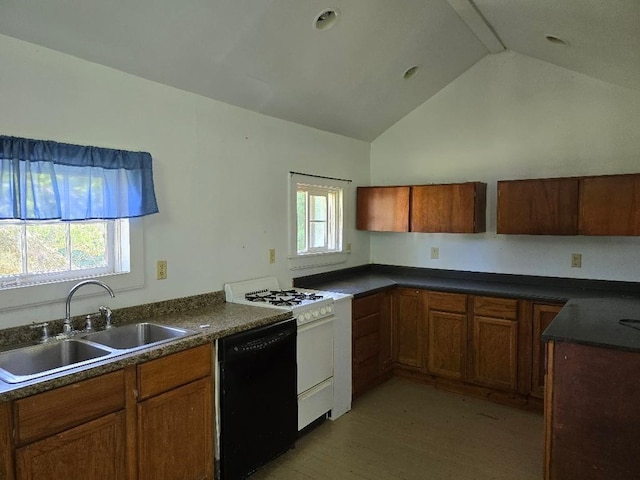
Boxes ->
[0,0,638,141]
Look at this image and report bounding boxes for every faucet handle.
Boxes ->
[85,313,100,332]
[99,305,113,329]
[30,322,50,343]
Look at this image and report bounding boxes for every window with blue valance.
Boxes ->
[0,135,159,220]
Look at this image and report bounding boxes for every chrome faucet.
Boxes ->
[64,280,115,334]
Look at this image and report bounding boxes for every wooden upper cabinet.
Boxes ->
[497,178,579,235]
[498,173,640,236]
[356,186,410,232]
[411,182,486,233]
[579,174,640,235]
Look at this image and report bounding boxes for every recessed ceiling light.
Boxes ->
[314,8,340,31]
[403,65,420,80]
[545,34,570,46]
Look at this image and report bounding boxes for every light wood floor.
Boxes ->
[250,377,543,479]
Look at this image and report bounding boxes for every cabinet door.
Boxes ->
[547,342,640,479]
[16,412,125,480]
[379,289,394,374]
[531,303,563,398]
[0,402,14,480]
[356,186,410,232]
[411,183,486,233]
[426,310,467,379]
[497,178,579,235]
[579,174,640,235]
[352,310,380,389]
[393,289,423,369]
[138,377,213,480]
[471,316,518,392]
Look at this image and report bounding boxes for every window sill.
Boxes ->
[288,251,349,271]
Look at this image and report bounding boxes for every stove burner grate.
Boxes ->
[244,289,324,305]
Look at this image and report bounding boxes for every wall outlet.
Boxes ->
[157,260,167,280]
[346,243,351,252]
[431,247,439,260]
[571,253,582,268]
[269,248,276,264]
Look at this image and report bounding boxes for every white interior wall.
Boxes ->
[0,34,371,328]
[370,51,640,282]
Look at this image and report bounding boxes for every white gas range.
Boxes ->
[224,277,336,431]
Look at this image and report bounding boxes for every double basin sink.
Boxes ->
[0,323,196,384]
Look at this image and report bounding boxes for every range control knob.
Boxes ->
[313,310,319,317]
[320,307,327,315]
[304,312,312,321]
[326,305,333,314]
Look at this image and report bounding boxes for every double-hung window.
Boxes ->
[289,173,348,269]
[0,219,128,288]
[296,184,342,255]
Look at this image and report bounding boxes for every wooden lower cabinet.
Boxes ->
[393,288,423,369]
[425,292,467,380]
[531,303,563,398]
[16,412,126,480]
[352,290,393,398]
[470,296,519,392]
[138,377,213,480]
[470,315,518,391]
[427,311,466,379]
[545,341,640,479]
[389,289,553,408]
[3,344,215,480]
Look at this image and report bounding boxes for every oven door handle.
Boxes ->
[298,315,334,332]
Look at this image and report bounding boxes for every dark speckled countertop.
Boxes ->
[294,264,640,352]
[541,297,640,352]
[0,292,290,401]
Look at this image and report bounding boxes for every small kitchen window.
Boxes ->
[289,172,349,270]
[0,218,129,289]
[0,135,158,309]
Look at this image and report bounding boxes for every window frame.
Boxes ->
[288,173,349,270]
[0,218,144,313]
[0,219,126,289]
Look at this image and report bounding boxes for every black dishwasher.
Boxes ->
[218,318,297,480]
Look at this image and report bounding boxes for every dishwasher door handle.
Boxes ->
[225,329,295,360]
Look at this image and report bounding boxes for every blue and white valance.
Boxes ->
[0,135,159,220]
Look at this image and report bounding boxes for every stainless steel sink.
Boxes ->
[81,323,194,350]
[0,339,113,384]
[0,323,195,384]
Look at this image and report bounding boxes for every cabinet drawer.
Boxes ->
[428,291,467,313]
[354,332,380,365]
[14,370,125,445]
[353,313,380,339]
[137,344,212,401]
[353,293,382,319]
[473,296,518,320]
[353,355,379,391]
